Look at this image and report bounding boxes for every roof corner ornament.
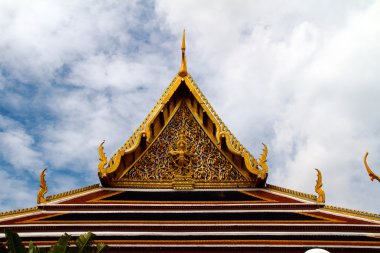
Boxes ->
[257,143,269,179]
[178,30,188,77]
[315,168,325,203]
[364,152,380,182]
[98,140,108,176]
[98,140,124,179]
[37,168,48,204]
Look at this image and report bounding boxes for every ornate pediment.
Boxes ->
[113,102,251,189]
[98,32,269,188]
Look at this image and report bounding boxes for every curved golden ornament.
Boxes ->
[258,143,269,178]
[364,152,380,182]
[101,33,269,183]
[315,168,325,203]
[106,148,123,175]
[221,132,268,180]
[37,168,47,204]
[98,140,108,175]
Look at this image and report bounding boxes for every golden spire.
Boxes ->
[178,30,188,77]
[315,168,325,203]
[364,152,380,182]
[37,168,48,204]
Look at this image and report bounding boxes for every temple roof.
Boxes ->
[2,185,380,252]
[3,32,380,252]
[97,31,269,188]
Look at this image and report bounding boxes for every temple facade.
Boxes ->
[1,32,380,253]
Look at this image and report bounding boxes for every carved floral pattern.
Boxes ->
[123,103,248,182]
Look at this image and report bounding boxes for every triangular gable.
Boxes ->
[98,33,268,188]
[114,102,251,189]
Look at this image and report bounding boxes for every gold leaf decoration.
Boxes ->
[123,103,248,184]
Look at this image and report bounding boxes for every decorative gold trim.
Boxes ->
[185,101,252,180]
[178,30,187,77]
[298,212,343,223]
[45,184,100,202]
[323,204,380,221]
[240,191,277,202]
[98,140,108,176]
[101,34,269,183]
[0,206,39,219]
[37,168,47,204]
[315,168,325,203]
[100,181,254,189]
[117,102,183,180]
[266,184,317,202]
[364,152,380,182]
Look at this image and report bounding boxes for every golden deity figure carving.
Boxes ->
[363,152,380,183]
[37,168,48,204]
[315,168,325,203]
[168,133,195,178]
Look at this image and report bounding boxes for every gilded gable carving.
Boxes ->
[122,103,249,184]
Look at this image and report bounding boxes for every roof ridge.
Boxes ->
[323,204,380,220]
[266,183,317,202]
[110,75,181,161]
[45,183,100,202]
[0,206,39,218]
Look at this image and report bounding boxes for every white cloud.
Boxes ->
[0,170,36,211]
[0,115,42,172]
[0,0,136,84]
[156,0,380,212]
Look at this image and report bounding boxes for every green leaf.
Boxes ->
[95,244,107,253]
[4,228,26,253]
[76,232,95,253]
[48,233,71,253]
[28,241,40,253]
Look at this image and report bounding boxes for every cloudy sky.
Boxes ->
[1,0,380,213]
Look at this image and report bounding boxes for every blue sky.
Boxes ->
[1,0,380,213]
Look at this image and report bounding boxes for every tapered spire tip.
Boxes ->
[178,30,188,77]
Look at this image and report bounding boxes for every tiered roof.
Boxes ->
[1,32,380,252]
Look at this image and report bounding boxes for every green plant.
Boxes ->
[1,230,107,253]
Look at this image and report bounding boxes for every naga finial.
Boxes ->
[37,168,48,204]
[98,140,108,175]
[258,143,269,178]
[315,168,325,203]
[364,152,380,182]
[178,30,188,77]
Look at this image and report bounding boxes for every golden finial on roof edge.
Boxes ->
[37,168,47,204]
[98,140,108,177]
[364,152,380,182]
[315,168,325,203]
[178,30,188,77]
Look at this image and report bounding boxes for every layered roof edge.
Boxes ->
[1,183,380,222]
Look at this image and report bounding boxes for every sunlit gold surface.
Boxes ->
[315,168,325,203]
[266,184,317,202]
[45,184,99,202]
[364,152,380,182]
[178,30,187,77]
[99,33,269,187]
[37,168,47,204]
[98,140,108,177]
[119,103,250,188]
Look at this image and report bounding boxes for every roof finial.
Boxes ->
[178,30,188,77]
[364,152,380,182]
[315,168,326,203]
[37,168,48,204]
